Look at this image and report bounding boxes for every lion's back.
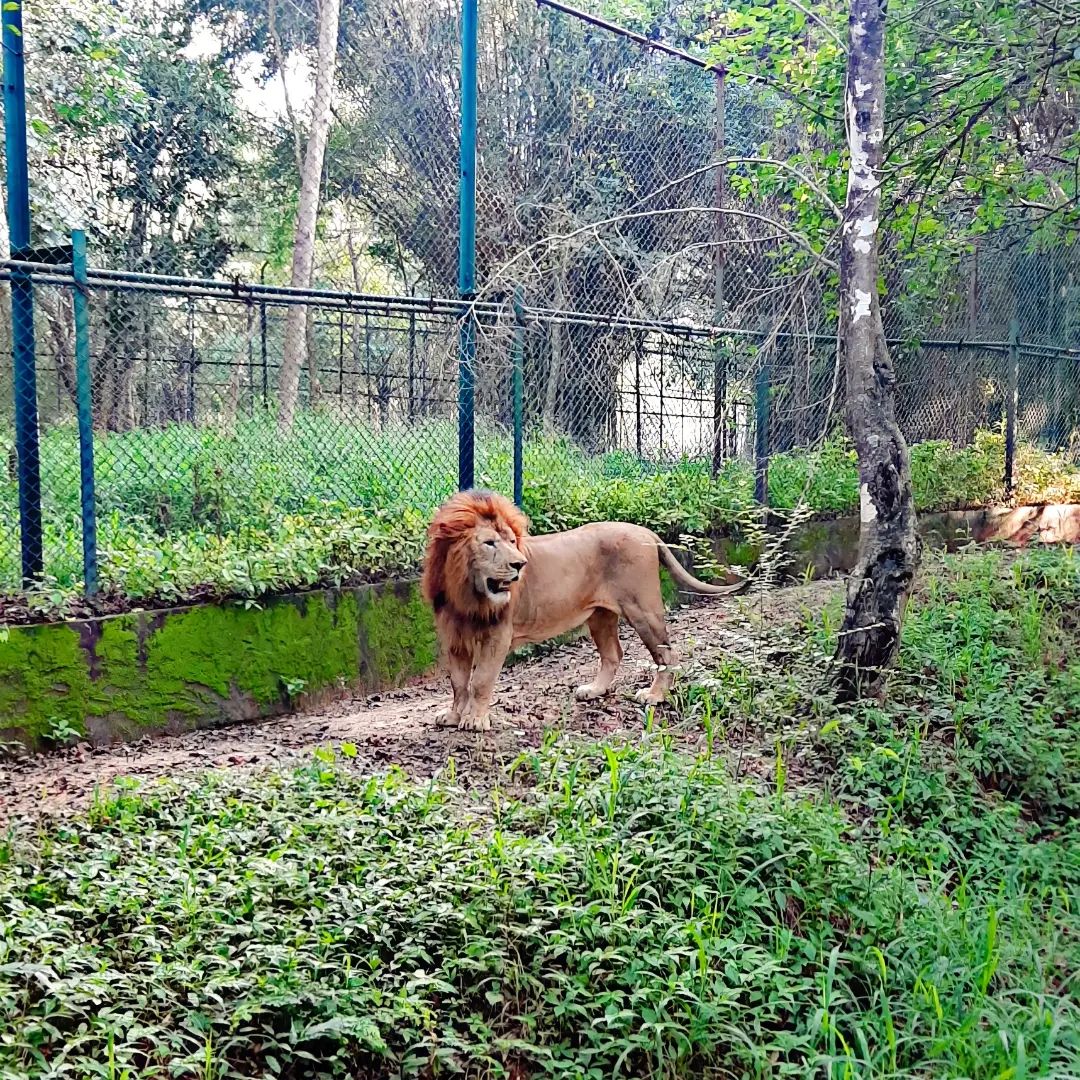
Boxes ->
[511,522,660,643]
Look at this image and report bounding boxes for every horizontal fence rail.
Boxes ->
[8,260,1080,355]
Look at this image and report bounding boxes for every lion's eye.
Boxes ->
[484,539,496,548]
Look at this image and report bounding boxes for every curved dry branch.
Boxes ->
[477,205,837,307]
[624,155,843,222]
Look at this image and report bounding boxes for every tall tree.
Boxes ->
[832,0,921,699]
[27,0,246,429]
[277,0,342,429]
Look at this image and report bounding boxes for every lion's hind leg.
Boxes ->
[575,609,623,701]
[623,603,678,706]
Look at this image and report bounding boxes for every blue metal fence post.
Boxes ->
[457,0,478,491]
[71,230,98,594]
[3,0,43,582]
[512,285,524,507]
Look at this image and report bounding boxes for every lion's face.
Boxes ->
[466,520,528,608]
[422,490,531,623]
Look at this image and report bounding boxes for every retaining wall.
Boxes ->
[0,580,437,752]
[715,503,1080,579]
[2,503,1076,753]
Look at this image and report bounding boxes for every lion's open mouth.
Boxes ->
[486,577,515,595]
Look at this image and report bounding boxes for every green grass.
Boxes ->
[3,414,1079,611]
[1,547,1077,1077]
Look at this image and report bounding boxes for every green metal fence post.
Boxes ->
[1005,319,1019,494]
[754,357,769,505]
[512,286,524,507]
[3,0,44,583]
[71,230,98,594]
[711,68,726,477]
[457,0,478,491]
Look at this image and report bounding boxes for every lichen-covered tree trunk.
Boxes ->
[277,0,341,430]
[833,0,921,701]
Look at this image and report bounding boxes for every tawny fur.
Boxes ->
[422,489,747,732]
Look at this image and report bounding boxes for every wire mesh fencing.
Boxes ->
[2,264,1079,598]
[12,277,466,593]
[2,0,1080,605]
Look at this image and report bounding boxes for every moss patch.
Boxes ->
[659,567,677,608]
[0,623,93,744]
[0,581,435,752]
[144,592,362,713]
[358,582,438,686]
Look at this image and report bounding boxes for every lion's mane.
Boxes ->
[421,490,529,636]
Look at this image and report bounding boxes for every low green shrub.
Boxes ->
[2,416,1078,611]
[2,548,1077,1078]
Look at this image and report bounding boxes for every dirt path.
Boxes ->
[0,581,841,821]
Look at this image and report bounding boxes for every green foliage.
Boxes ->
[683,546,1080,1071]
[0,754,860,1077]
[703,0,1080,281]
[689,547,1080,832]
[893,547,1080,822]
[910,431,1005,510]
[4,416,1079,612]
[690,0,1080,411]
[29,0,246,269]
[39,715,84,746]
[2,549,1078,1077]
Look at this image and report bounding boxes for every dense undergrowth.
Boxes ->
[1,547,1077,1078]
[3,416,1079,615]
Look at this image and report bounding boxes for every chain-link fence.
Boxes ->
[1,0,1078,604]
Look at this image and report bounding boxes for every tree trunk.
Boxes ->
[542,254,567,432]
[832,0,921,701]
[38,291,77,409]
[277,0,341,429]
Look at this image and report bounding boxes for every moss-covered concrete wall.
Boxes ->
[0,580,437,752]
[1,568,687,752]
[5,503,1074,753]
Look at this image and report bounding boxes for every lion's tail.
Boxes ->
[653,534,749,596]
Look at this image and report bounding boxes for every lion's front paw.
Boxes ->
[435,708,461,728]
[575,682,612,701]
[458,710,492,732]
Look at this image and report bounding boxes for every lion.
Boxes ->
[421,489,747,731]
